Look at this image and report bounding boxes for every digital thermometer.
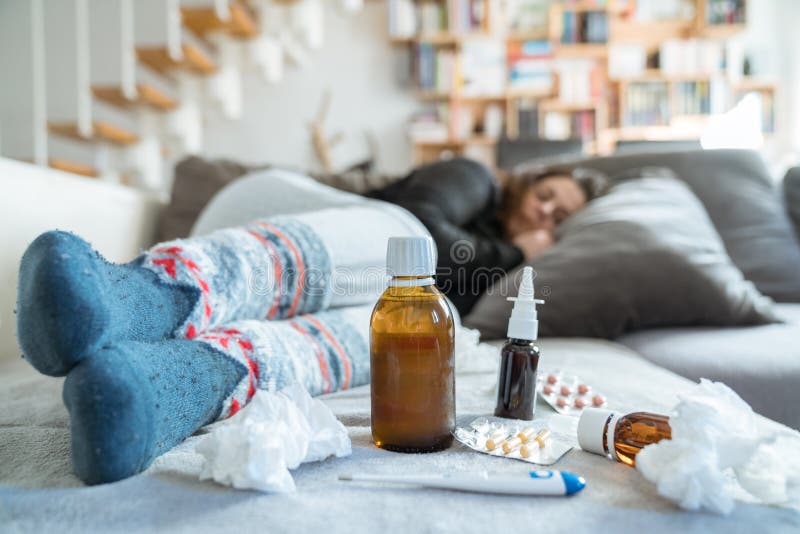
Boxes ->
[339,470,586,496]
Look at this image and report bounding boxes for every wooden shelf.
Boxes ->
[456,94,509,102]
[696,23,746,39]
[413,136,499,147]
[506,31,549,41]
[733,78,776,92]
[49,158,98,178]
[539,99,600,112]
[92,84,178,111]
[393,0,755,162]
[608,18,694,45]
[136,44,217,77]
[612,70,720,82]
[181,3,258,40]
[48,121,139,146]
[505,88,553,99]
[415,90,551,102]
[391,31,551,46]
[392,31,495,46]
[561,1,618,13]
[415,90,451,101]
[553,43,608,57]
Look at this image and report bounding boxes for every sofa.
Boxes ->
[1,151,799,530]
[181,148,800,430]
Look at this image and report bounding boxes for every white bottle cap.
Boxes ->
[577,407,616,456]
[386,236,436,286]
[506,266,544,340]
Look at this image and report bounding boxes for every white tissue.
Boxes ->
[196,384,351,493]
[636,379,800,514]
[454,327,499,375]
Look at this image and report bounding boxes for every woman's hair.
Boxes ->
[500,167,610,216]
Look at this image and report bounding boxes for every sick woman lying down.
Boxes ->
[16,159,607,484]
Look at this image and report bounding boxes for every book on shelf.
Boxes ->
[622,81,670,126]
[561,10,608,44]
[705,0,746,25]
[516,99,540,138]
[414,44,457,93]
[542,110,595,141]
[608,43,646,79]
[503,0,551,35]
[563,0,608,7]
[408,106,450,143]
[460,39,506,96]
[447,0,488,33]
[553,58,603,103]
[388,0,416,38]
[659,39,724,76]
[673,79,728,116]
[507,40,554,93]
[633,0,695,22]
[388,0,489,37]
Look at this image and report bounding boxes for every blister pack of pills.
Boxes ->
[453,417,573,465]
[537,370,607,416]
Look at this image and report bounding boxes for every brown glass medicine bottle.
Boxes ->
[494,267,543,420]
[370,237,455,453]
[578,408,672,467]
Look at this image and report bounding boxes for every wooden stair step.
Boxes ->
[92,84,178,111]
[181,3,258,39]
[49,158,99,178]
[136,44,217,77]
[48,121,139,146]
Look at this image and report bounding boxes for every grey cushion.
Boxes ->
[618,304,800,430]
[159,156,264,242]
[464,174,777,339]
[785,166,800,241]
[519,149,800,302]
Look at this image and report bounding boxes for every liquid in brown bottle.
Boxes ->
[370,237,455,453]
[578,409,672,467]
[494,338,540,420]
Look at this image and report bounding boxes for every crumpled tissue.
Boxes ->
[636,379,800,515]
[196,384,351,493]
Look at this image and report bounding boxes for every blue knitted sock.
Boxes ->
[17,219,332,376]
[17,231,198,376]
[63,306,370,485]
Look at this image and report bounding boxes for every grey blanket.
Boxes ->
[1,338,798,533]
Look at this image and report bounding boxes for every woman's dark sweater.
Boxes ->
[369,158,524,315]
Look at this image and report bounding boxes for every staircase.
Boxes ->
[0,0,335,192]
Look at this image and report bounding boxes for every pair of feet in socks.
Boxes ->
[17,231,248,484]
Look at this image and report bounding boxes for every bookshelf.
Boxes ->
[389,0,775,167]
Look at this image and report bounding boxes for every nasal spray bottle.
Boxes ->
[494,267,544,420]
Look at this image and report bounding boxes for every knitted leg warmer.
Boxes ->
[64,305,370,485]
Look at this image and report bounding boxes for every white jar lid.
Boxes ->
[386,236,436,278]
[577,407,615,456]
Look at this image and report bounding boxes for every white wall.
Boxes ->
[740,0,800,172]
[201,1,419,175]
[0,1,36,161]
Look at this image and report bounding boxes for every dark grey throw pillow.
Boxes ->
[463,175,778,339]
[159,157,267,242]
[519,149,800,302]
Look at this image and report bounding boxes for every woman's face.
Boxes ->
[504,175,587,239]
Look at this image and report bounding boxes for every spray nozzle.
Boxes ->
[506,267,544,341]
